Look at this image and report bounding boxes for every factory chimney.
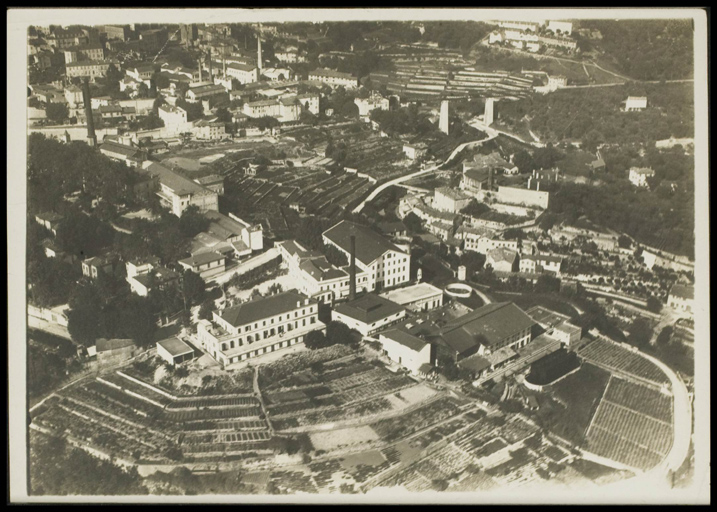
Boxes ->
[198,54,203,82]
[488,167,494,190]
[349,235,357,300]
[257,35,263,71]
[223,57,226,78]
[82,78,96,147]
[208,48,213,78]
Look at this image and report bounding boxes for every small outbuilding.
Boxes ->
[157,337,195,366]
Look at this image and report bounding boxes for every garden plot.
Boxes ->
[182,419,268,432]
[308,459,354,492]
[268,468,319,494]
[272,397,394,431]
[340,451,393,484]
[165,406,262,422]
[167,396,259,409]
[601,377,673,422]
[258,345,356,391]
[310,425,381,452]
[382,382,439,410]
[370,397,463,443]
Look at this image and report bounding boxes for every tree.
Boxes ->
[324,243,348,267]
[325,321,354,346]
[198,299,214,320]
[512,150,534,173]
[646,296,663,314]
[618,235,632,249]
[627,318,653,350]
[403,212,424,234]
[46,103,69,124]
[304,330,328,350]
[656,325,673,346]
[535,275,561,294]
[181,269,206,308]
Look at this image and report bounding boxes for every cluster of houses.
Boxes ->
[487,19,578,53]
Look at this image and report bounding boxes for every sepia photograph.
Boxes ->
[7,7,710,504]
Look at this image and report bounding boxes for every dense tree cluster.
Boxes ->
[499,82,694,148]
[581,19,693,81]
[369,104,436,136]
[548,181,694,258]
[421,21,492,53]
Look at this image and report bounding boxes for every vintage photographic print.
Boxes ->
[7,8,710,504]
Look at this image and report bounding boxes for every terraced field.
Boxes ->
[578,338,669,385]
[585,377,673,472]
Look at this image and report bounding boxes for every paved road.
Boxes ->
[28,316,72,339]
[641,351,693,476]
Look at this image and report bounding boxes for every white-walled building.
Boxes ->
[323,221,411,291]
[625,96,647,112]
[158,104,189,134]
[142,162,219,217]
[519,254,563,274]
[433,187,473,214]
[668,284,694,315]
[354,92,389,117]
[628,167,655,188]
[379,282,444,313]
[197,290,325,366]
[308,68,358,88]
[379,329,432,374]
[332,293,407,337]
[226,62,259,84]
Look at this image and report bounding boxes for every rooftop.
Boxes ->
[440,302,536,353]
[333,293,406,325]
[379,282,443,306]
[179,251,225,268]
[323,220,405,266]
[100,140,141,158]
[526,305,571,328]
[487,247,518,265]
[96,338,135,353]
[220,290,311,328]
[300,257,347,282]
[381,329,428,352]
[157,337,194,357]
[435,187,472,202]
[143,162,211,196]
[228,62,256,72]
[203,211,247,240]
[310,68,356,80]
[278,240,324,260]
[670,284,694,300]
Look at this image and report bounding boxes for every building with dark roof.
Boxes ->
[332,293,407,336]
[157,337,195,366]
[668,284,694,315]
[99,140,146,167]
[141,162,219,217]
[378,329,432,374]
[439,302,536,361]
[127,266,180,297]
[486,247,519,272]
[323,221,410,291]
[197,290,325,366]
[178,251,226,280]
[96,338,137,367]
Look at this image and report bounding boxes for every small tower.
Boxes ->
[439,100,449,135]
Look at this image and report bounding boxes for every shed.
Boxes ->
[157,337,195,366]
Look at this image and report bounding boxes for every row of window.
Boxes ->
[226,336,304,363]
[239,306,315,333]
[222,316,317,350]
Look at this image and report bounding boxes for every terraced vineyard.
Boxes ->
[578,338,669,385]
[31,369,270,463]
[585,377,673,471]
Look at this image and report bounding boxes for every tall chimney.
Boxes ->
[82,78,96,147]
[257,34,262,71]
[198,55,203,82]
[223,57,226,78]
[208,48,213,78]
[349,235,357,300]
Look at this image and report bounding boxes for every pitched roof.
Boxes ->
[203,211,246,240]
[278,240,323,260]
[36,211,64,223]
[381,329,428,352]
[323,221,405,266]
[299,257,347,281]
[670,284,694,300]
[228,62,256,72]
[220,290,310,327]
[463,167,491,182]
[96,338,135,353]
[440,302,536,353]
[179,251,226,267]
[333,293,405,325]
[487,247,518,265]
[100,140,141,158]
[310,68,356,80]
[435,187,472,202]
[144,162,210,196]
[457,353,492,373]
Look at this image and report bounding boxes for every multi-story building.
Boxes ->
[63,44,105,63]
[47,28,89,49]
[296,93,320,115]
[403,143,428,161]
[519,254,563,275]
[100,25,130,41]
[379,282,444,313]
[197,290,326,366]
[496,185,550,209]
[433,187,473,213]
[141,162,219,217]
[158,104,190,134]
[226,62,258,84]
[354,92,390,117]
[202,211,264,254]
[81,255,115,281]
[323,220,410,291]
[126,64,155,82]
[486,247,519,272]
[668,284,694,315]
[537,35,577,51]
[65,60,113,79]
[332,293,407,337]
[127,266,180,297]
[99,140,146,167]
[192,118,229,140]
[277,239,370,304]
[628,167,655,188]
[308,68,358,88]
[242,96,302,122]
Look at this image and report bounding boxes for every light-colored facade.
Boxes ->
[496,185,549,209]
[354,92,389,117]
[625,96,647,111]
[628,167,655,188]
[668,284,694,314]
[178,251,226,280]
[142,162,219,217]
[379,282,444,312]
[519,254,563,274]
[323,221,411,291]
[197,291,325,366]
[433,187,473,213]
[308,68,358,88]
[65,60,113,79]
[547,20,573,35]
[226,62,259,84]
[379,330,432,375]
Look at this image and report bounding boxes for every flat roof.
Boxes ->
[379,283,443,305]
[670,284,694,300]
[526,305,570,327]
[158,337,194,357]
[333,293,406,325]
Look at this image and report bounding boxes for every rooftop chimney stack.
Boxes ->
[82,78,96,147]
[349,235,357,300]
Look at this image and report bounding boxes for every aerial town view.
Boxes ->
[12,8,708,502]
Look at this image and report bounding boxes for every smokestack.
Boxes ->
[257,34,262,71]
[82,78,96,147]
[489,168,494,190]
[349,235,356,300]
[223,57,226,78]
[198,55,203,82]
[208,48,213,78]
